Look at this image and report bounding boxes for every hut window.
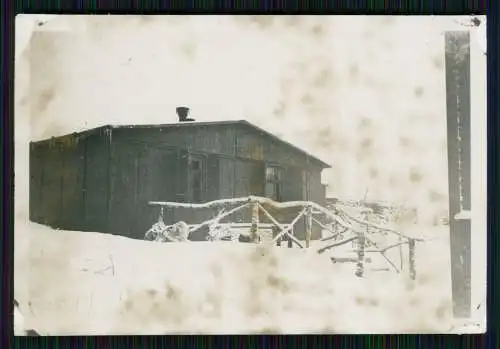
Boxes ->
[189,156,205,203]
[265,166,284,202]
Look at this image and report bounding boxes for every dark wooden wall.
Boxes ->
[115,126,236,157]
[113,123,323,169]
[109,125,327,240]
[105,132,222,239]
[218,158,235,199]
[108,136,178,238]
[234,124,319,168]
[109,126,232,238]
[29,129,111,232]
[29,142,42,222]
[84,132,111,232]
[59,136,86,230]
[30,123,327,241]
[308,170,325,206]
[235,125,325,239]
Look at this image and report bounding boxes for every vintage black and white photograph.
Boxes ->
[14,15,487,335]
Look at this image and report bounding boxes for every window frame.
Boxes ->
[187,153,207,203]
[265,164,285,202]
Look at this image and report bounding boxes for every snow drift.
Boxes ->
[14,219,460,335]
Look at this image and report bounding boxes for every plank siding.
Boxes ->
[219,158,235,199]
[116,127,236,157]
[236,132,264,161]
[108,139,138,237]
[234,160,265,197]
[309,170,324,206]
[40,142,63,227]
[175,149,189,202]
[134,145,178,239]
[206,154,220,201]
[280,166,307,238]
[232,160,265,223]
[282,167,303,202]
[29,143,42,222]
[235,126,313,168]
[83,134,110,233]
[60,139,86,230]
[307,169,324,239]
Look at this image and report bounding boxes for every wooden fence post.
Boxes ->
[288,227,293,248]
[409,238,416,280]
[353,209,369,277]
[274,225,281,247]
[305,205,312,248]
[355,233,365,278]
[159,207,164,223]
[250,200,260,243]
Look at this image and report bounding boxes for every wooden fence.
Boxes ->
[145,196,422,279]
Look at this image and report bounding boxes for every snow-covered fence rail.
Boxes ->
[148,196,308,243]
[147,196,423,279]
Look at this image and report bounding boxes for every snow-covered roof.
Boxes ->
[32,120,332,169]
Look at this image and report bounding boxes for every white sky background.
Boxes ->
[15,15,487,225]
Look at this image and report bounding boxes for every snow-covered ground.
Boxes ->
[14,219,474,335]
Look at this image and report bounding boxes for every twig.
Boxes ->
[109,254,115,277]
[317,236,357,254]
[313,217,346,240]
[330,257,357,264]
[94,266,113,275]
[312,204,365,233]
[362,241,409,253]
[370,268,390,272]
[337,207,423,241]
[363,235,401,273]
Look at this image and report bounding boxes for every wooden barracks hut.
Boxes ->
[29,107,331,240]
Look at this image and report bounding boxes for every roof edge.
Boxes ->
[30,121,331,168]
[237,120,331,169]
[30,125,113,144]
